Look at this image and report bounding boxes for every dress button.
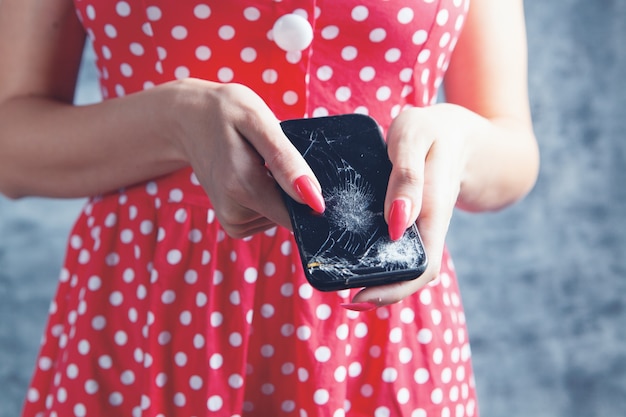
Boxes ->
[272,13,314,52]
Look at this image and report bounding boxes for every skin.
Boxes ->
[0,0,538,307]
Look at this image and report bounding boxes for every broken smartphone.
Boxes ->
[280,113,428,292]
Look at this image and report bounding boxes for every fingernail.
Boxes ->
[294,175,325,214]
[389,199,409,241]
[340,301,378,312]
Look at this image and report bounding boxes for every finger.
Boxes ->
[232,89,325,214]
[384,114,432,240]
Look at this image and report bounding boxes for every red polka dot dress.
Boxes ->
[22,1,479,416]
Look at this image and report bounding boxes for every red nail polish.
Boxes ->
[294,175,325,213]
[340,301,378,312]
[388,199,409,241]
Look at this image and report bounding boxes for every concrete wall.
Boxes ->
[1,1,625,416]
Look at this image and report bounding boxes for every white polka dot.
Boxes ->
[85,379,99,394]
[174,66,190,79]
[321,25,339,40]
[161,290,176,304]
[437,9,449,25]
[109,291,123,306]
[194,4,211,19]
[167,249,182,265]
[180,310,192,325]
[336,86,351,102]
[283,90,298,105]
[348,362,362,377]
[261,303,275,318]
[99,355,113,369]
[399,347,413,364]
[369,28,386,42]
[385,48,401,63]
[264,262,276,276]
[417,49,431,64]
[87,276,102,291]
[218,25,235,40]
[188,375,203,390]
[280,240,292,255]
[397,7,414,24]
[413,30,428,45]
[243,7,260,21]
[431,388,443,404]
[184,269,198,284]
[104,24,117,38]
[382,367,398,382]
[92,315,106,330]
[418,328,433,344]
[354,322,368,338]
[172,392,185,407]
[341,46,358,61]
[27,388,39,403]
[174,352,187,367]
[146,6,162,21]
[361,384,374,397]
[115,1,131,17]
[155,373,167,387]
[196,292,207,307]
[74,403,87,417]
[298,283,313,299]
[196,45,211,61]
[360,66,376,82]
[229,332,242,347]
[240,47,257,63]
[115,330,128,345]
[207,395,223,412]
[262,69,278,84]
[209,353,223,369]
[433,348,444,364]
[129,42,144,56]
[316,304,332,320]
[297,325,312,340]
[86,5,96,20]
[229,290,241,305]
[351,5,369,21]
[243,267,258,283]
[218,67,234,82]
[314,389,330,405]
[121,370,135,385]
[155,333,171,348]
[317,65,333,82]
[414,368,430,384]
[376,86,392,101]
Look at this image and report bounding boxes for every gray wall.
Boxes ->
[1,1,625,416]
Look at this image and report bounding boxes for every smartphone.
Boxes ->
[280,114,428,292]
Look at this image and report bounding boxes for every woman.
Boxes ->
[0,0,538,415]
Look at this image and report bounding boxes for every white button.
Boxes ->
[272,13,314,52]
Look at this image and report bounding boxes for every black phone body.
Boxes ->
[280,114,428,292]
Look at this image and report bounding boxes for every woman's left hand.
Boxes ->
[350,104,471,307]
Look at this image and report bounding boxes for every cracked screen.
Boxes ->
[281,114,427,291]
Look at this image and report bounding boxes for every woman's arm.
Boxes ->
[0,0,324,237]
[444,0,539,211]
[350,0,539,307]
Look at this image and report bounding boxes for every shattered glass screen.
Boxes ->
[281,114,427,291]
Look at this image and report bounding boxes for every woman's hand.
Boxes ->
[349,104,471,307]
[169,79,325,238]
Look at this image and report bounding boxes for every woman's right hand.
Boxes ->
[168,79,325,238]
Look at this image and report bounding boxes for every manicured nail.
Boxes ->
[340,301,378,312]
[294,175,325,213]
[388,199,410,241]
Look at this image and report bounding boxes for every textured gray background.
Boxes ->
[1,1,625,416]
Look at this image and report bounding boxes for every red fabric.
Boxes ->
[22,1,478,416]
